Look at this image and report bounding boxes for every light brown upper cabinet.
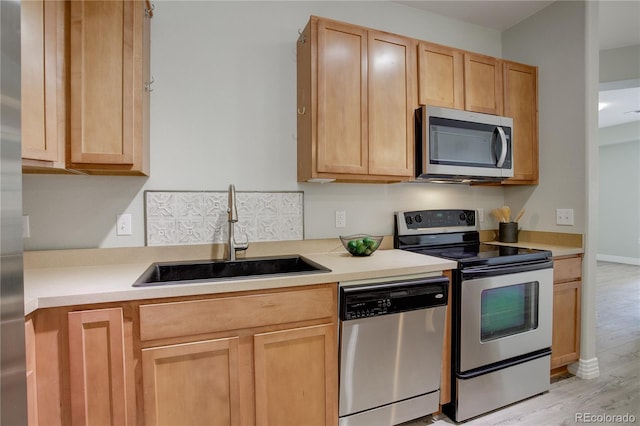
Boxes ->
[21,0,66,171]
[297,16,416,182]
[464,52,504,115]
[67,0,151,175]
[502,61,539,184]
[21,0,152,176]
[417,42,464,110]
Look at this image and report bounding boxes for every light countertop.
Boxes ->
[24,249,457,315]
[24,231,583,315]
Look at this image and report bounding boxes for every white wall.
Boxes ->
[600,45,640,83]
[501,1,587,235]
[22,1,593,251]
[22,1,505,250]
[503,0,602,379]
[598,44,640,265]
[598,123,640,264]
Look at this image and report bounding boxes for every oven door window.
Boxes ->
[480,281,539,341]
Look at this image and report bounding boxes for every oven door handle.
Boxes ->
[461,259,553,280]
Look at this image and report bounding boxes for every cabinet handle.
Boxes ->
[297,29,306,44]
[145,2,154,19]
[297,107,306,115]
[144,77,155,93]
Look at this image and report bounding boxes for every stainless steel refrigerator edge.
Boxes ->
[1,0,28,424]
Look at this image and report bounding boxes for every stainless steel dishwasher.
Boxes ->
[338,275,449,426]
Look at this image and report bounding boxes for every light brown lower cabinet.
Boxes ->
[26,283,338,426]
[551,255,582,372]
[254,324,337,426]
[68,308,135,426]
[139,284,338,426]
[26,305,137,426]
[25,318,39,426]
[142,337,242,426]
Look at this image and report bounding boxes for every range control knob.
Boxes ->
[466,212,475,225]
[459,212,467,221]
[405,215,413,225]
[415,214,423,223]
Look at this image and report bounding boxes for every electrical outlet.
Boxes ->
[335,210,346,228]
[477,208,484,222]
[117,213,133,235]
[556,209,574,226]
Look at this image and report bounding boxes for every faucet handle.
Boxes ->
[233,226,249,251]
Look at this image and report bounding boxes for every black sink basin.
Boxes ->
[133,255,331,287]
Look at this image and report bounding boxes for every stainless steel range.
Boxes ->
[394,209,553,422]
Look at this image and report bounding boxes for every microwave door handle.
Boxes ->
[495,126,508,167]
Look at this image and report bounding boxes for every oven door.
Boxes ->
[458,261,553,373]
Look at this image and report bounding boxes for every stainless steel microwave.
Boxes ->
[415,105,514,183]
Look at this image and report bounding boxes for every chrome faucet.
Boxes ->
[227,184,248,260]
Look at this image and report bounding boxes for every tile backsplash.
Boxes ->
[145,191,304,246]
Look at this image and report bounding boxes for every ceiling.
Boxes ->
[395,1,554,31]
[395,1,640,129]
[599,85,640,128]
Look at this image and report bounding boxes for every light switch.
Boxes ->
[117,214,133,235]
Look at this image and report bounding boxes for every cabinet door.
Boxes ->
[142,338,241,426]
[464,53,503,115]
[368,31,415,177]
[21,0,65,167]
[316,19,368,175]
[551,280,581,369]
[68,308,130,426]
[503,61,539,184]
[551,255,582,370]
[254,323,337,426]
[417,42,464,109]
[68,0,149,174]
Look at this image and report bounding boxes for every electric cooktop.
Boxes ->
[394,209,552,269]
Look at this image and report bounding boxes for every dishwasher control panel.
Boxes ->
[339,276,448,320]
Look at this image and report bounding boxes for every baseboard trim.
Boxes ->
[596,254,640,266]
[568,357,600,379]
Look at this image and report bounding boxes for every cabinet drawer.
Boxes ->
[553,256,582,283]
[140,285,336,341]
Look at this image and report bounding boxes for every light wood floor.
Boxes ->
[404,261,640,425]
